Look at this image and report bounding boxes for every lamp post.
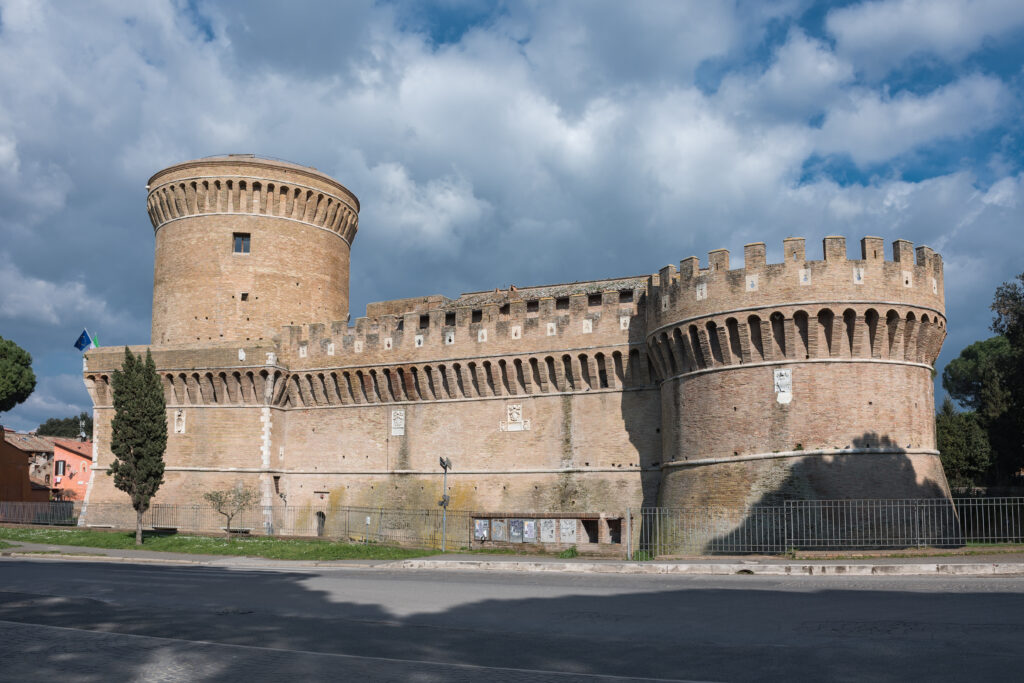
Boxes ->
[438,457,451,552]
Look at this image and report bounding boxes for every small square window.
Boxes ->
[233,233,251,254]
[556,297,569,311]
[240,292,249,301]
[588,294,602,307]
[471,309,483,323]
[618,289,633,304]
[526,300,539,317]
[419,314,430,330]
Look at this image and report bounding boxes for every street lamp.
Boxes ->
[438,457,452,552]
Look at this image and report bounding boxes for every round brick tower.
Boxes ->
[648,236,950,509]
[146,155,359,345]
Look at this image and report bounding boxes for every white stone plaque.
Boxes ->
[582,319,593,334]
[391,409,405,436]
[746,274,759,291]
[546,322,557,336]
[695,282,707,300]
[414,334,423,347]
[299,344,307,358]
[799,268,811,285]
[540,519,556,543]
[327,343,335,356]
[852,266,865,284]
[931,277,938,294]
[559,519,577,543]
[619,316,630,330]
[477,329,487,342]
[445,332,455,345]
[774,368,793,405]
[174,409,186,434]
[238,348,246,361]
[510,325,522,339]
[353,341,363,353]
[500,403,530,432]
[383,337,392,350]
[661,296,669,312]
[902,270,913,287]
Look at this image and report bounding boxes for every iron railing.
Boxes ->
[0,502,473,551]
[626,498,1024,558]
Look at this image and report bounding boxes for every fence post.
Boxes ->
[626,508,632,560]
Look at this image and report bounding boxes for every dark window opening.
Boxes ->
[419,314,430,329]
[240,292,249,302]
[581,519,599,543]
[233,233,250,254]
[396,319,404,331]
[526,300,539,316]
[556,297,569,310]
[471,309,483,323]
[607,519,622,544]
[445,312,456,326]
[588,293,602,307]
[618,289,633,304]
[273,476,280,494]
[499,303,510,320]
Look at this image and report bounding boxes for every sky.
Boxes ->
[0,0,1022,432]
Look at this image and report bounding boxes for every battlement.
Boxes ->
[146,154,359,244]
[651,236,944,328]
[277,276,650,365]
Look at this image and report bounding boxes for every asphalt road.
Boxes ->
[0,559,1022,682]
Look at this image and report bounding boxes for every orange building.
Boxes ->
[0,428,53,502]
[51,439,93,501]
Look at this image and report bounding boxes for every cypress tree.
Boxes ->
[108,347,167,545]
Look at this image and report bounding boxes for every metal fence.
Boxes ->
[627,498,1024,558]
[0,501,473,551]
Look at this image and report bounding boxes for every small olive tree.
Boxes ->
[203,485,260,537]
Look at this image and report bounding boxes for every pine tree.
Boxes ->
[936,397,991,489]
[108,347,167,545]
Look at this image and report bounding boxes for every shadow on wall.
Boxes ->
[700,432,953,554]
[620,300,662,512]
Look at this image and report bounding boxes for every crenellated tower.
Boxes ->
[146,155,360,345]
[647,236,950,509]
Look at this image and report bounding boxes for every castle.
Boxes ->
[80,155,951,540]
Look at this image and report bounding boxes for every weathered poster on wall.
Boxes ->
[559,519,577,543]
[492,519,508,542]
[523,519,538,543]
[540,519,556,543]
[510,519,524,543]
[473,519,490,541]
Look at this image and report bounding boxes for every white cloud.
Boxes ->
[816,75,1009,165]
[827,0,1024,77]
[0,255,125,328]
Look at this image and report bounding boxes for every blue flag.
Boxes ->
[73,329,95,351]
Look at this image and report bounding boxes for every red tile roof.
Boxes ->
[3,429,55,454]
[53,438,93,459]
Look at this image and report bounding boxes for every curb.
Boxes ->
[5,551,1024,576]
[0,551,381,569]
[396,559,1024,576]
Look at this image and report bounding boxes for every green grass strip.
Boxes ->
[0,526,435,561]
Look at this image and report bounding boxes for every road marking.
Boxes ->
[0,619,716,682]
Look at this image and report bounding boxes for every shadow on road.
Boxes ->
[0,560,1022,681]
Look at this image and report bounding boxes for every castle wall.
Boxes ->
[80,152,954,534]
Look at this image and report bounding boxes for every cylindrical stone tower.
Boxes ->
[648,236,950,510]
[146,154,359,345]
